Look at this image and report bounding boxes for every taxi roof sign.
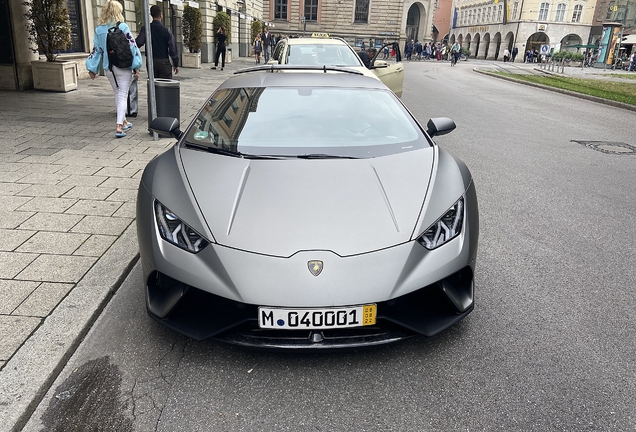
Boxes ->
[311,32,330,38]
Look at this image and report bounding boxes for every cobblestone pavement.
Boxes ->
[0,55,631,431]
[0,56,256,432]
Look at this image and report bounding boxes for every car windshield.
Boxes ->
[286,44,362,67]
[182,86,427,158]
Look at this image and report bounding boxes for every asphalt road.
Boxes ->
[23,60,636,431]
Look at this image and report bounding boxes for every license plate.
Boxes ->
[258,304,377,329]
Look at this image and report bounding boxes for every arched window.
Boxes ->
[538,2,549,20]
[572,4,583,22]
[512,2,519,19]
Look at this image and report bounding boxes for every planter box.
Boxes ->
[31,60,78,92]
[182,52,201,69]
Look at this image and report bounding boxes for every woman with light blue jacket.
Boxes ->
[86,0,141,138]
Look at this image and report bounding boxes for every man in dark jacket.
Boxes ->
[262,27,273,63]
[136,5,179,78]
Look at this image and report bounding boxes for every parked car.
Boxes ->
[136,66,479,349]
[267,35,404,97]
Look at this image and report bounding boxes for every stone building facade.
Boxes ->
[2,0,441,91]
[449,0,599,61]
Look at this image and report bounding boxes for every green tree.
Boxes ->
[251,20,263,42]
[23,0,72,62]
[183,5,203,53]
[213,11,231,44]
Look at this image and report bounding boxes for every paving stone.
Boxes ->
[17,154,65,164]
[0,162,25,172]
[1,212,35,229]
[16,232,90,255]
[70,215,133,236]
[0,229,36,252]
[0,280,39,314]
[113,144,149,154]
[122,160,151,171]
[16,212,83,232]
[128,152,158,161]
[105,188,138,202]
[17,148,60,156]
[54,156,130,168]
[16,172,70,185]
[112,202,136,218]
[64,199,122,216]
[0,182,30,195]
[16,196,78,213]
[73,234,117,257]
[62,185,116,200]
[0,171,29,182]
[58,175,108,187]
[0,252,38,279]
[16,255,97,283]
[94,166,140,178]
[55,165,102,176]
[4,196,33,211]
[13,282,74,317]
[15,184,74,198]
[0,316,41,361]
[99,177,140,190]
[0,155,28,162]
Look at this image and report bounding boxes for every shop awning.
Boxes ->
[620,34,636,45]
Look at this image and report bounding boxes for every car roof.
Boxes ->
[218,70,388,91]
[283,37,349,46]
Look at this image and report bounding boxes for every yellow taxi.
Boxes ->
[268,35,404,98]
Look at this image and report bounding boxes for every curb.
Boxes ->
[0,223,140,432]
[473,68,636,113]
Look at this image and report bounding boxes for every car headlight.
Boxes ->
[154,201,210,253]
[417,197,464,250]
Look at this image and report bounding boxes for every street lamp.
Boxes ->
[299,16,307,36]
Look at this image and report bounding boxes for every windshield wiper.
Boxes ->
[296,153,360,159]
[184,142,243,157]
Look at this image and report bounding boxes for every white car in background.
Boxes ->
[267,35,404,97]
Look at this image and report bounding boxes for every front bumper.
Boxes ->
[146,266,474,349]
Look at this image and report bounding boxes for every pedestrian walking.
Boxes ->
[262,27,273,63]
[211,26,227,70]
[503,48,510,62]
[254,33,263,64]
[86,0,141,138]
[136,5,179,79]
[511,46,518,62]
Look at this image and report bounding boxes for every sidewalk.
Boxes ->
[0,56,256,432]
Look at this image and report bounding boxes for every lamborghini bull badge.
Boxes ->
[308,260,323,277]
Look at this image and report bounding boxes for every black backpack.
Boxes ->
[107,22,133,70]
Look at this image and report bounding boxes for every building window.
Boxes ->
[354,0,369,23]
[305,0,318,22]
[606,1,615,20]
[487,6,491,22]
[538,2,549,20]
[274,0,288,20]
[481,8,485,22]
[498,5,502,21]
[512,2,518,19]
[572,4,582,22]
[555,3,566,21]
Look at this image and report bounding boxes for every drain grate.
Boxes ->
[571,140,636,155]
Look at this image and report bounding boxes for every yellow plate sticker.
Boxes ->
[362,304,376,325]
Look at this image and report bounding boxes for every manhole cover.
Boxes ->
[571,140,636,155]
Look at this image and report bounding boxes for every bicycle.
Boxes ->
[451,51,459,66]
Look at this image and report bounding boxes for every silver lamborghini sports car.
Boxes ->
[137,66,479,349]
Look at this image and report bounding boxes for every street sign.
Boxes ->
[540,44,550,55]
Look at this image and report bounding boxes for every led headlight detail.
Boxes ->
[154,201,209,253]
[418,197,464,250]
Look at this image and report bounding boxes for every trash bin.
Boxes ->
[148,78,180,129]
[226,48,232,63]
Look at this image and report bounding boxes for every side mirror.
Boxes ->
[426,117,456,137]
[149,117,182,139]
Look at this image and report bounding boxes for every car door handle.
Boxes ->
[395,67,403,73]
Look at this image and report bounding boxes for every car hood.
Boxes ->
[180,148,434,257]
